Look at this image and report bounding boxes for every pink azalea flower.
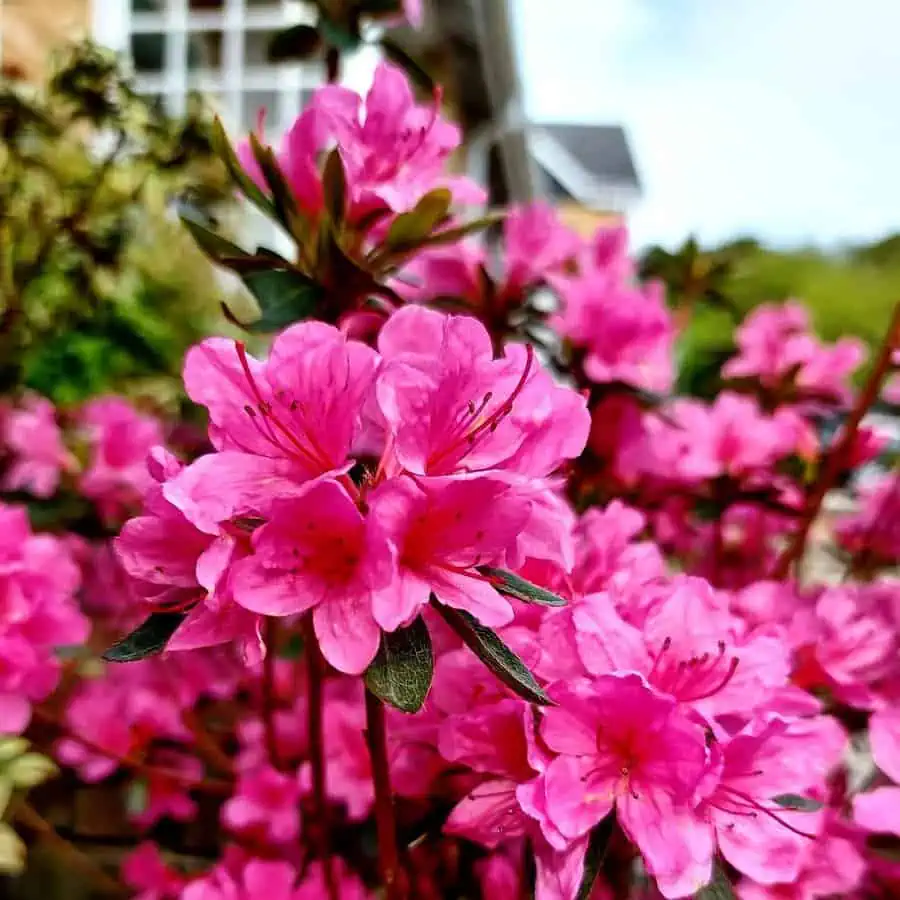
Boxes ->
[1,394,76,497]
[368,473,531,628]
[182,858,303,900]
[551,268,674,393]
[168,323,378,534]
[724,300,865,405]
[231,479,395,674]
[78,397,164,521]
[295,859,370,900]
[311,62,484,214]
[854,786,900,836]
[869,706,900,783]
[570,575,789,718]
[115,448,262,662]
[836,473,900,567]
[132,753,202,828]
[700,717,834,884]
[121,842,185,900]
[523,673,712,898]
[222,764,302,844]
[376,305,589,477]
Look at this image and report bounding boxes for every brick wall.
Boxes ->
[2,0,90,82]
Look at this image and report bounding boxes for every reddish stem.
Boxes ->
[365,689,405,900]
[32,706,232,795]
[772,301,900,580]
[262,618,283,771]
[303,618,339,900]
[15,801,127,896]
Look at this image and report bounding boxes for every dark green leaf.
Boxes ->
[773,794,824,812]
[364,616,434,713]
[379,36,435,94]
[431,600,551,705]
[575,815,615,900]
[211,117,276,218]
[180,212,251,264]
[102,612,187,662]
[268,24,323,62]
[695,863,736,900]
[233,268,323,331]
[478,567,567,608]
[318,16,362,51]
[385,188,453,250]
[248,133,301,233]
[322,149,347,227]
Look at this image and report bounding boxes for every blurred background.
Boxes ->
[2,0,899,399]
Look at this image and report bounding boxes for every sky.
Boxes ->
[514,0,900,250]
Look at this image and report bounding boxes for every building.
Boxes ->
[3,0,641,237]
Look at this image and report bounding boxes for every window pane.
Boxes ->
[188,30,224,72]
[188,0,224,9]
[244,30,283,68]
[131,33,166,73]
[132,0,165,10]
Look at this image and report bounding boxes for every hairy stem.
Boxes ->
[14,801,127,896]
[772,301,900,580]
[364,689,405,900]
[303,618,339,900]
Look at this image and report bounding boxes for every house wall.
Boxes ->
[556,202,622,238]
[2,0,91,82]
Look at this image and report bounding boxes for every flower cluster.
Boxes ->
[2,59,899,900]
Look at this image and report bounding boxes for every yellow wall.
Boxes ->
[2,0,90,82]
[555,201,622,238]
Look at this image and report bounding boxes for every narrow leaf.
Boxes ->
[385,188,453,250]
[211,117,276,218]
[268,24,322,62]
[414,214,504,249]
[364,616,434,713]
[432,600,551,705]
[575,815,615,900]
[180,213,251,264]
[236,269,323,332]
[322,149,347,227]
[103,612,187,662]
[248,133,301,233]
[773,794,824,812]
[695,863,736,900]
[478,567,567,608]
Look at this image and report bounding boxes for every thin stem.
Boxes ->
[181,707,235,777]
[14,801,127,896]
[325,47,342,83]
[262,618,283,771]
[303,618,339,900]
[32,706,232,795]
[772,301,900,581]
[364,689,405,900]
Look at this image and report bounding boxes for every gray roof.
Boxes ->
[536,123,640,190]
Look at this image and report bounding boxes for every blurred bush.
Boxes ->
[0,42,235,406]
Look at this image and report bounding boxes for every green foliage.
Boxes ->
[0,42,234,403]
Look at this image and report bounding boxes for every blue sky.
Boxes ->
[514,0,900,249]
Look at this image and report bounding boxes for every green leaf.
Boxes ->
[413,214,504,250]
[432,601,552,705]
[211,117,277,219]
[180,212,252,264]
[248,133,302,234]
[773,794,825,812]
[575,815,615,900]
[318,16,362,51]
[385,188,453,250]
[364,615,434,713]
[478,567,567,608]
[695,863,736,900]
[268,24,323,62]
[102,612,187,662]
[322,149,347,227]
[5,753,57,790]
[235,268,323,331]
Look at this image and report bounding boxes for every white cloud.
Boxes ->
[514,0,900,248]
